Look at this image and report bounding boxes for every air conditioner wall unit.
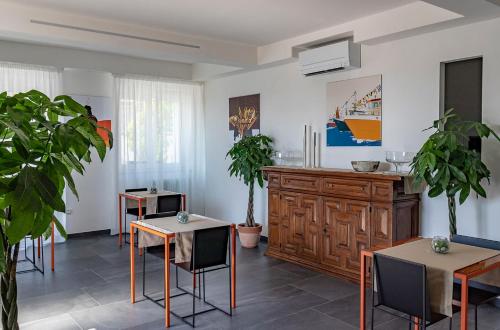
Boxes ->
[298,40,361,76]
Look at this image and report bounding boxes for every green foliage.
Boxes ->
[0,90,112,273]
[411,109,500,234]
[226,135,274,227]
[226,134,274,189]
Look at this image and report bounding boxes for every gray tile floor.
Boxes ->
[16,234,500,329]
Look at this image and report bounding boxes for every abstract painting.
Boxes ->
[229,94,260,140]
[326,75,382,146]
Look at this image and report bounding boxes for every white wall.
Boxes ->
[204,18,500,240]
[62,69,117,234]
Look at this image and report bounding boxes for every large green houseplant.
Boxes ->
[226,134,273,248]
[411,109,500,236]
[0,90,112,330]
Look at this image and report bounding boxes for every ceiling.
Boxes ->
[7,0,415,45]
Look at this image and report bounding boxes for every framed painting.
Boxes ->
[229,94,260,141]
[326,75,382,146]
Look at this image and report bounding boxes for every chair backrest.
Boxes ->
[373,253,431,321]
[451,234,500,251]
[144,211,177,219]
[157,194,182,213]
[191,226,229,270]
[125,188,148,193]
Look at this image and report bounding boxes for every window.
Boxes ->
[0,61,60,98]
[116,76,205,213]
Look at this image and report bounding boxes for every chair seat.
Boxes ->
[428,305,460,324]
[173,261,192,272]
[453,282,499,306]
[126,207,147,217]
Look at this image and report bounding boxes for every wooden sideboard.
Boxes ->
[262,166,420,283]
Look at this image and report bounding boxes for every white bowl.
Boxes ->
[351,161,380,172]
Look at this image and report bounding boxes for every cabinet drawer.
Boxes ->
[322,178,371,200]
[371,181,393,202]
[281,174,320,192]
[267,173,280,188]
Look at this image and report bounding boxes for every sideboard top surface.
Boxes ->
[262,165,405,181]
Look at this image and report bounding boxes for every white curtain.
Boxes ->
[115,75,206,227]
[0,61,66,244]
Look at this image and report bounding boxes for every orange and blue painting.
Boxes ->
[326,75,382,146]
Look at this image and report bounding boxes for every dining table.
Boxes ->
[129,214,236,328]
[359,237,500,330]
[118,190,186,247]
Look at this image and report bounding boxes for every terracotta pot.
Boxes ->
[237,224,262,248]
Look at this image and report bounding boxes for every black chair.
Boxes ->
[372,253,456,330]
[157,194,182,214]
[141,223,232,328]
[170,226,232,327]
[124,188,148,245]
[451,235,500,330]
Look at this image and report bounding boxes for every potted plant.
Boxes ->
[411,109,500,236]
[0,90,112,330]
[226,134,273,248]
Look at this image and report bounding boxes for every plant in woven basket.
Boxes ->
[411,109,500,237]
[226,134,273,228]
[0,90,112,330]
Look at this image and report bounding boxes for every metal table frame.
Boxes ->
[359,237,500,330]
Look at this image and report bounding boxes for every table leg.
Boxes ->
[130,224,136,304]
[459,274,469,330]
[413,317,420,330]
[231,225,236,308]
[165,235,171,328]
[119,194,123,247]
[360,252,366,330]
[51,221,55,272]
[138,199,143,256]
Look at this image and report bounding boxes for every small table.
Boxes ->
[130,215,236,328]
[118,191,187,247]
[359,238,500,330]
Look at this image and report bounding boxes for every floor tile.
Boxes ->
[255,308,356,330]
[19,313,81,330]
[18,288,99,323]
[291,274,358,301]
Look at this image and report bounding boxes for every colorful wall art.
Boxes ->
[229,94,260,140]
[326,75,382,146]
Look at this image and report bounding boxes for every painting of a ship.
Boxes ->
[326,75,382,146]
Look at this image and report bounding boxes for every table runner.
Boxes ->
[376,238,500,316]
[136,215,229,263]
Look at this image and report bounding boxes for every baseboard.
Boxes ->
[68,229,111,239]
[260,235,268,243]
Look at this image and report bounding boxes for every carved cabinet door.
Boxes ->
[267,189,281,251]
[321,197,370,275]
[279,191,301,254]
[296,195,321,262]
[370,202,393,248]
